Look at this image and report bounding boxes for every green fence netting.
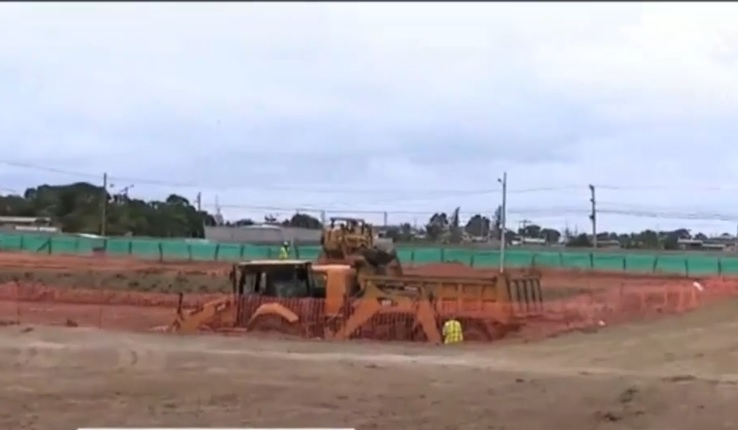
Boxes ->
[0,232,735,276]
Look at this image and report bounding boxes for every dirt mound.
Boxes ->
[0,282,219,308]
[406,262,488,277]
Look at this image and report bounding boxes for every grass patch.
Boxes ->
[0,269,232,294]
[542,286,602,301]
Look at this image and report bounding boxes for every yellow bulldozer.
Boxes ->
[168,257,544,342]
[318,217,402,275]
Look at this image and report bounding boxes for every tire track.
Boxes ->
[3,321,738,386]
[0,327,170,371]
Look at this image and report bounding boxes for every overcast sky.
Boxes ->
[1,3,738,234]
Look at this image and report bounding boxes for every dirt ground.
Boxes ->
[0,251,696,299]
[0,251,733,429]
[0,298,737,430]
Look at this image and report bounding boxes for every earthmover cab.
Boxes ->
[230,259,322,299]
[171,259,322,333]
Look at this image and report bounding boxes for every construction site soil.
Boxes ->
[0,252,690,293]
[2,299,738,430]
[0,251,710,331]
[2,252,736,429]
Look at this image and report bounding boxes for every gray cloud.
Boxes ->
[1,3,738,232]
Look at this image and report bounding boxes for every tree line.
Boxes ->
[0,182,322,238]
[383,207,729,250]
[0,183,725,249]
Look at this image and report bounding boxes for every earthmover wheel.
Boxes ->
[455,318,496,343]
[247,314,304,338]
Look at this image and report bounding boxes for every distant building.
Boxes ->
[0,216,59,233]
[204,222,395,249]
[678,236,735,251]
[204,224,321,245]
[595,239,622,248]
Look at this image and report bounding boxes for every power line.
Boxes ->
[204,201,738,223]
[596,184,738,192]
[5,158,738,225]
[8,159,738,195]
[0,158,587,195]
[202,202,590,216]
[0,159,100,180]
[598,208,738,222]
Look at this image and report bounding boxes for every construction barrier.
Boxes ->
[1,232,738,275]
[1,278,735,342]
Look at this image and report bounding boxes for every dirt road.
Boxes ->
[0,299,737,430]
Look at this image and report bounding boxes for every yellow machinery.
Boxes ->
[318,217,402,275]
[170,259,319,334]
[169,259,544,342]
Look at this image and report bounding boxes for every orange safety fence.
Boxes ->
[1,278,738,342]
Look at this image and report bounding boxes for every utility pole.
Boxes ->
[101,172,108,237]
[589,184,597,248]
[498,172,508,273]
[195,192,204,235]
[383,211,388,227]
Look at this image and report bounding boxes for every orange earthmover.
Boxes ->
[168,257,544,343]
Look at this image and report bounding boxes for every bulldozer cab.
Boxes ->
[321,217,374,260]
[329,217,368,234]
[231,260,322,299]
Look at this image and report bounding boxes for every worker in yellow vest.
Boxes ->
[278,241,290,260]
[442,318,464,344]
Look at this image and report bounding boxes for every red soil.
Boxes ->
[0,251,733,340]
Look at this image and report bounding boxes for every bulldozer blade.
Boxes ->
[176,292,184,318]
[168,296,237,333]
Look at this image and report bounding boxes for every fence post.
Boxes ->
[19,235,24,251]
[14,280,20,324]
[558,252,564,267]
[128,240,133,256]
[469,254,475,267]
[718,258,723,276]
[239,245,245,260]
[622,256,627,272]
[47,238,52,255]
[187,244,193,261]
[411,250,416,266]
[652,256,659,273]
[158,242,164,262]
[684,258,689,277]
[214,244,221,261]
[589,252,594,269]
[440,247,445,262]
[531,254,538,269]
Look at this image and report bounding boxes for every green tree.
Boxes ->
[518,223,542,238]
[465,214,491,237]
[566,233,592,247]
[540,228,561,244]
[425,212,449,241]
[0,182,215,238]
[283,213,322,229]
